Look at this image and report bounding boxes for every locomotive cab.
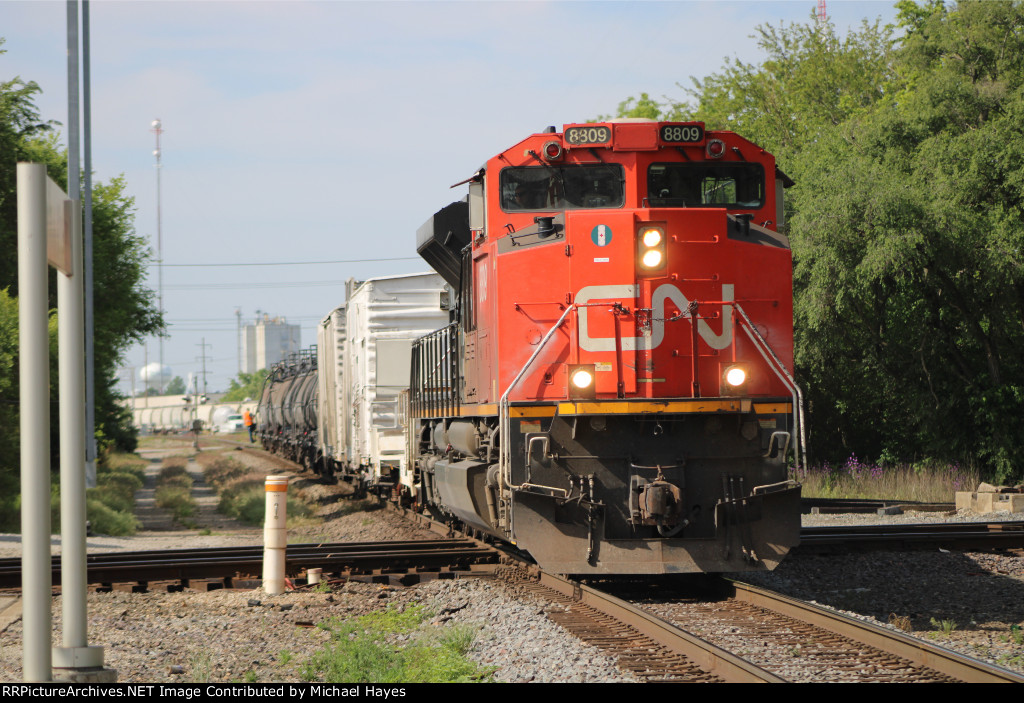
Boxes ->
[412,120,803,574]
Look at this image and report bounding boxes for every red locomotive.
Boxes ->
[410,119,803,574]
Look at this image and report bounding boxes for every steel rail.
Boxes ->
[0,539,481,568]
[801,498,955,514]
[726,579,1024,684]
[802,522,1024,536]
[797,521,1024,552]
[537,570,784,683]
[0,540,499,589]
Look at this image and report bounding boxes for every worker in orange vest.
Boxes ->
[243,409,255,443]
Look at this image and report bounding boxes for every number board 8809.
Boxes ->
[659,124,705,144]
[565,126,611,146]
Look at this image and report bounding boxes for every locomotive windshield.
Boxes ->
[647,162,765,209]
[500,165,624,211]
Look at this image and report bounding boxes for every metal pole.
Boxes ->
[57,200,89,652]
[82,0,97,488]
[56,3,93,672]
[17,163,53,683]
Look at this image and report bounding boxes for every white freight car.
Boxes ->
[317,272,450,489]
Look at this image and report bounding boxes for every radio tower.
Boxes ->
[817,0,827,22]
[151,118,165,394]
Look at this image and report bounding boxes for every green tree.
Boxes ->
[607,1,1024,481]
[164,376,186,395]
[596,92,683,122]
[90,175,163,451]
[0,37,164,502]
[221,369,270,402]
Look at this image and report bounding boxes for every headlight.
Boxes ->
[641,228,662,247]
[637,224,666,272]
[725,366,747,387]
[641,249,663,268]
[568,364,596,399]
[571,369,594,389]
[722,364,750,394]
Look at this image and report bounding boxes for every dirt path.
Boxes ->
[134,441,255,534]
[133,448,175,531]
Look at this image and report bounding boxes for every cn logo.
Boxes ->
[575,283,734,352]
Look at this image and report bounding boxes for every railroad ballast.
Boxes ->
[258,119,804,574]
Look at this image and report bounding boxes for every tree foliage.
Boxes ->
[221,369,270,402]
[610,1,1024,481]
[164,376,186,396]
[0,37,164,501]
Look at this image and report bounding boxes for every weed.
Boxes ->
[244,670,258,683]
[161,456,189,473]
[85,499,140,536]
[300,606,495,683]
[155,484,195,520]
[888,613,912,632]
[188,650,213,683]
[199,528,212,536]
[791,458,978,503]
[313,581,333,594]
[929,617,957,636]
[279,650,294,666]
[998,652,1024,669]
[155,461,197,523]
[1011,624,1023,646]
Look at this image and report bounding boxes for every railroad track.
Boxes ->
[801,498,955,514]
[4,533,1020,682]
[524,573,1024,683]
[797,521,1024,554]
[0,539,500,591]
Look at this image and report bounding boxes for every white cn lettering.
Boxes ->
[575,283,734,352]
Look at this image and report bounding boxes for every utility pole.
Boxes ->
[235,307,242,375]
[151,118,165,394]
[196,338,212,398]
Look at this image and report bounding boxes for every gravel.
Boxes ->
[736,508,1024,677]
[1,441,1022,682]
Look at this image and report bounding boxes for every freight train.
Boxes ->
[258,119,804,574]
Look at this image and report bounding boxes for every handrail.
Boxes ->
[499,304,577,529]
[732,303,807,470]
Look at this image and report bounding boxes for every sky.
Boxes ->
[3,0,900,395]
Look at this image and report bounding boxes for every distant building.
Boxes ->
[242,314,300,373]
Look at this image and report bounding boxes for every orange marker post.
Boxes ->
[263,475,289,595]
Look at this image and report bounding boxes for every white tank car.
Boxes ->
[317,272,450,490]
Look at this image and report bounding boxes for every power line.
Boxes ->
[164,280,352,291]
[153,256,421,268]
[168,315,324,322]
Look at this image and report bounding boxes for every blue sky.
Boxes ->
[2,0,899,394]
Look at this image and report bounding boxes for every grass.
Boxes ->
[79,450,146,535]
[929,617,958,637]
[299,605,495,683]
[156,457,197,522]
[188,649,214,683]
[198,454,316,527]
[791,456,978,503]
[888,613,912,632]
